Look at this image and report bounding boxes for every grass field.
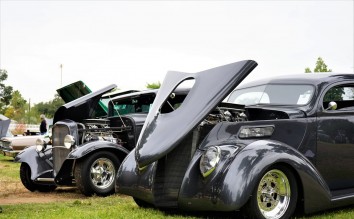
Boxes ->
[1,154,354,218]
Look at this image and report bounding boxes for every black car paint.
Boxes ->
[15,84,190,194]
[116,61,354,215]
[135,60,257,167]
[15,84,131,187]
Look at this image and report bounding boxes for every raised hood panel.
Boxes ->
[53,84,116,123]
[136,60,257,167]
[56,81,92,103]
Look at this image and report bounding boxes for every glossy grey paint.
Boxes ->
[67,141,130,160]
[117,60,354,215]
[15,146,53,180]
[136,60,257,167]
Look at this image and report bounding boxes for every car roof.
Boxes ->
[237,73,354,89]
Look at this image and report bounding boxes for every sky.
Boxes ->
[0,0,353,104]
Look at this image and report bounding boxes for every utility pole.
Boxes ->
[60,64,63,86]
[28,98,30,124]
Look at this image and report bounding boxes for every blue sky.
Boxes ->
[1,1,353,104]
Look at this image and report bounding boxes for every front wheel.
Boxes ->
[244,165,298,219]
[20,163,57,192]
[74,151,120,197]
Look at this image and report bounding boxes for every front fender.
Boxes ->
[14,146,53,180]
[55,141,130,183]
[67,141,130,159]
[116,150,157,204]
[179,140,331,213]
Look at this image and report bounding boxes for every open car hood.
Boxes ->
[57,80,92,103]
[135,60,257,167]
[0,119,11,138]
[53,84,116,123]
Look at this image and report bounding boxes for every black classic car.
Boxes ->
[15,82,189,196]
[116,60,354,218]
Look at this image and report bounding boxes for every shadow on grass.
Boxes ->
[150,204,354,219]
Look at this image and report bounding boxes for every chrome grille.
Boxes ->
[0,140,11,149]
[52,124,70,176]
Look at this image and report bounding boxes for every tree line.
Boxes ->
[0,69,64,124]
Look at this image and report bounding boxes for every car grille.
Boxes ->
[153,125,213,208]
[52,124,70,176]
[0,140,11,149]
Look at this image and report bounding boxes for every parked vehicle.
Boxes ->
[0,81,92,158]
[116,60,354,218]
[15,83,189,196]
[1,135,48,158]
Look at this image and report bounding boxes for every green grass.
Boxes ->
[0,195,200,219]
[2,154,354,218]
[0,154,20,181]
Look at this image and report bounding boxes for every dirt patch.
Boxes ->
[0,181,87,205]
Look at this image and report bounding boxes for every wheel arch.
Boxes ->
[15,146,53,180]
[218,140,331,214]
[55,143,130,183]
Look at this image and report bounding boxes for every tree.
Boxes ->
[4,90,27,122]
[305,57,339,101]
[146,81,161,89]
[0,69,13,113]
[32,94,65,119]
[305,57,332,73]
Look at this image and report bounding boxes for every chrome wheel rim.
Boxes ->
[257,169,291,219]
[90,158,115,189]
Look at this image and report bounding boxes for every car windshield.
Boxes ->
[109,94,156,116]
[228,84,315,106]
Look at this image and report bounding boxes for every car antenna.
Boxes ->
[108,95,126,127]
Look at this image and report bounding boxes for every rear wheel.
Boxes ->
[20,163,56,192]
[74,151,120,196]
[244,165,298,219]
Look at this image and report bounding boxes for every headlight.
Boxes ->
[200,146,221,177]
[239,126,274,139]
[35,138,45,152]
[64,135,75,149]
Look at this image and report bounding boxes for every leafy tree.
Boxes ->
[4,90,27,122]
[146,81,161,89]
[305,57,332,73]
[0,69,13,113]
[305,67,312,73]
[314,57,332,72]
[305,57,339,101]
[32,94,65,118]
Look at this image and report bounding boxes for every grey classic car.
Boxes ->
[0,81,92,158]
[116,60,354,218]
[15,83,189,196]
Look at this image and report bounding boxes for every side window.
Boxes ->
[323,84,354,110]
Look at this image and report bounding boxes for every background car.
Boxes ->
[116,60,354,218]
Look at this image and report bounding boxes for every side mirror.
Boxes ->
[326,101,337,111]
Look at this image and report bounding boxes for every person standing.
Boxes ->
[40,114,47,135]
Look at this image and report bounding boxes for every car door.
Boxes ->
[316,83,354,190]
